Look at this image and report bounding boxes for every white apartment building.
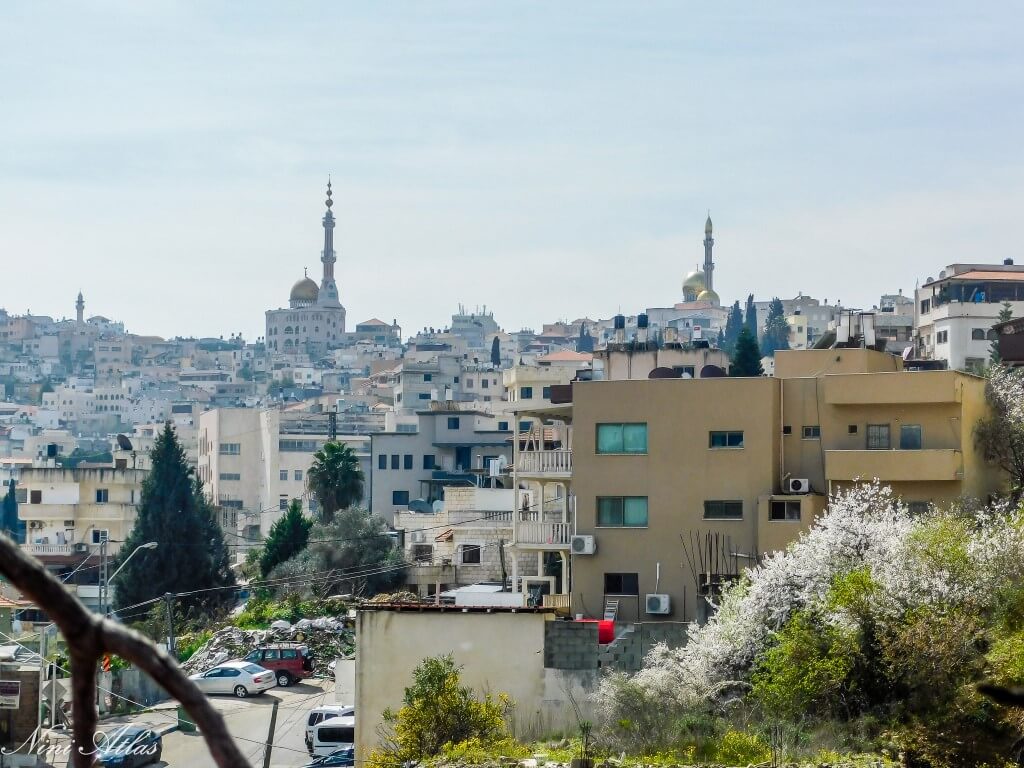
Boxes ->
[915,261,1024,371]
[198,407,371,541]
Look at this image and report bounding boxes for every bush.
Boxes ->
[710,730,771,765]
[368,655,512,768]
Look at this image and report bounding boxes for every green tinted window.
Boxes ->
[597,423,647,454]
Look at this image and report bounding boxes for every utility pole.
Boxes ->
[98,537,108,617]
[164,593,176,655]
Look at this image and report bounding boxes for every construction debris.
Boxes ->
[366,591,421,604]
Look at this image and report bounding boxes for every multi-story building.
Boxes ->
[509,347,1004,623]
[914,260,1024,371]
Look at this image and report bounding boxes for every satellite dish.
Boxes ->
[700,365,727,378]
[116,434,133,451]
[432,500,444,513]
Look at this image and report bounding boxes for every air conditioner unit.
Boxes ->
[645,594,671,615]
[787,478,810,494]
[570,535,596,555]
[74,542,90,554]
[411,531,425,544]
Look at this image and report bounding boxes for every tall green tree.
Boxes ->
[1,481,19,540]
[112,423,235,618]
[259,499,312,577]
[744,294,758,338]
[306,441,364,524]
[730,327,764,377]
[723,300,744,353]
[490,336,501,367]
[990,301,1013,364]
[576,326,595,353]
[761,297,791,356]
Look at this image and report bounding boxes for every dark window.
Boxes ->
[423,373,432,382]
[908,501,930,515]
[391,454,399,470]
[447,417,460,430]
[972,328,986,341]
[899,424,922,450]
[782,425,792,435]
[30,489,41,504]
[703,500,743,520]
[848,425,858,435]
[403,454,413,469]
[936,330,948,344]
[279,499,287,511]
[95,489,109,503]
[987,329,1000,341]
[769,500,801,521]
[520,386,533,399]
[596,496,648,527]
[604,573,639,595]
[867,424,890,450]
[709,431,744,448]
[481,379,489,389]
[392,490,410,506]
[920,299,931,314]
[597,423,648,454]
[497,421,509,431]
[542,386,552,399]
[378,455,387,470]
[459,544,482,565]
[281,649,298,659]
[417,393,430,400]
[423,455,436,470]
[519,420,532,432]
[411,544,433,562]
[802,425,821,439]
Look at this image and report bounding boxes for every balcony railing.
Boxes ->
[517,450,572,475]
[516,521,572,548]
[23,543,75,556]
[542,593,571,613]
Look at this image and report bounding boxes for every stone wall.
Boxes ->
[543,620,598,670]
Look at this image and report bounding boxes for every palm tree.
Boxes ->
[306,441,364,523]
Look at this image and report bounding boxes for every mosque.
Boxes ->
[681,215,720,306]
[265,182,347,358]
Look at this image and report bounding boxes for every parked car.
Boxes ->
[301,746,354,768]
[242,643,313,686]
[95,725,162,767]
[189,661,276,698]
[305,705,354,752]
[311,715,355,757]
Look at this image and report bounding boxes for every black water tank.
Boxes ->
[613,314,626,330]
[637,313,649,329]
[1005,258,1015,266]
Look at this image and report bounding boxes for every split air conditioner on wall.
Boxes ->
[570,535,596,555]
[645,594,671,615]
[787,478,810,494]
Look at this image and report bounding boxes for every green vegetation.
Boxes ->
[760,296,791,356]
[729,326,764,376]
[306,441,364,523]
[259,499,312,577]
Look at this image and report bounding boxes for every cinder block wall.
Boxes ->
[543,620,598,669]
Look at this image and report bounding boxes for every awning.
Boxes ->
[435,529,454,543]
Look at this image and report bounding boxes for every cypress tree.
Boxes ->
[490,336,502,367]
[260,499,312,577]
[1,481,18,540]
[730,327,764,377]
[744,294,758,338]
[723,301,744,353]
[761,297,791,356]
[112,423,235,618]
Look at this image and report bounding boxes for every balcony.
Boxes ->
[23,543,75,556]
[516,521,572,548]
[517,450,572,477]
[542,593,571,614]
[825,449,963,483]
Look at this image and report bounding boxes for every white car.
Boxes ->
[306,706,354,752]
[189,661,276,698]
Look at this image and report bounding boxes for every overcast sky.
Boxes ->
[2,2,1022,341]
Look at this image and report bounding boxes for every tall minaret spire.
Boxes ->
[75,291,85,324]
[317,178,342,308]
[703,212,714,293]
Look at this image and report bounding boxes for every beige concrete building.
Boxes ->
[513,348,1004,624]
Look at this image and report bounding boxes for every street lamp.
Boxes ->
[102,542,158,616]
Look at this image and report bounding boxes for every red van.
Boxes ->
[242,643,313,686]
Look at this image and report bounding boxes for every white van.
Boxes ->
[312,714,356,757]
[305,706,354,752]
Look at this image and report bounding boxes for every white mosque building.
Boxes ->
[265,182,347,359]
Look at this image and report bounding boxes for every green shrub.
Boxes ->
[711,730,771,765]
[176,630,213,662]
[434,736,530,764]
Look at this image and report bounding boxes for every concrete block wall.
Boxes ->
[543,620,598,670]
[639,621,689,660]
[598,625,642,671]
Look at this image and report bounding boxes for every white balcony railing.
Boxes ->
[23,543,75,556]
[517,450,572,475]
[516,521,572,547]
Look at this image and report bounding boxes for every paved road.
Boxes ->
[45,679,335,768]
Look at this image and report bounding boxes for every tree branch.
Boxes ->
[0,534,251,767]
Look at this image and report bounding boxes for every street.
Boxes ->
[44,679,336,768]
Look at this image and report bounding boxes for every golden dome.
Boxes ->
[682,269,706,293]
[697,289,720,305]
[290,276,320,304]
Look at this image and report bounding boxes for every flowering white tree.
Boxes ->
[976,365,1024,501]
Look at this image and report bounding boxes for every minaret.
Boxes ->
[317,179,342,309]
[703,213,714,293]
[75,292,85,324]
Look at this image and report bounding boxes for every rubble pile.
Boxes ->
[366,591,421,604]
[181,617,354,676]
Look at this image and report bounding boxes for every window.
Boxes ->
[92,529,109,544]
[920,299,931,314]
[965,357,985,373]
[782,425,792,435]
[417,393,430,400]
[219,443,240,455]
[596,496,649,527]
[972,328,987,341]
[802,425,821,439]
[908,501,930,515]
[280,439,318,452]
[709,431,744,448]
[423,373,432,382]
[219,473,241,481]
[378,455,387,470]
[447,417,460,430]
[403,454,413,470]
[423,455,436,470]
[936,330,948,344]
[770,500,801,521]
[459,544,482,565]
[294,470,303,481]
[95,489,109,503]
[519,420,532,432]
[542,386,552,399]
[497,421,509,431]
[703,500,743,520]
[411,544,433,563]
[280,469,289,481]
[899,424,922,450]
[466,379,474,389]
[391,454,399,470]
[481,379,489,389]
[279,499,288,511]
[604,573,639,595]
[392,490,410,506]
[597,423,648,454]
[987,328,1000,341]
[520,386,533,399]
[867,424,891,450]
[848,424,858,435]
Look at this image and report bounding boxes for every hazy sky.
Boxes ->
[3,2,1022,341]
